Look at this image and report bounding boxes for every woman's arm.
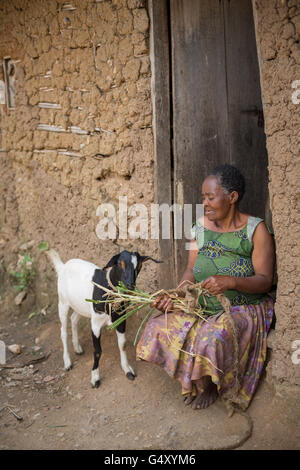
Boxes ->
[202,222,275,296]
[151,239,198,311]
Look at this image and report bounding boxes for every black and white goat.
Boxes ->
[47,248,161,388]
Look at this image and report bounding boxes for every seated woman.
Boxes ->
[136,164,275,411]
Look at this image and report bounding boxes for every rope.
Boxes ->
[163,302,224,373]
[93,277,241,414]
[161,281,241,414]
[91,277,252,446]
[103,267,118,323]
[194,408,253,450]
[105,267,117,292]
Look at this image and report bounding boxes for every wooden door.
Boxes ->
[170,0,269,284]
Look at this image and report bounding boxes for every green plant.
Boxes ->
[28,305,48,324]
[10,252,35,293]
[38,241,49,252]
[86,281,215,346]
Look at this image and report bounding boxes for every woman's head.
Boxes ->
[209,164,245,203]
[202,164,245,221]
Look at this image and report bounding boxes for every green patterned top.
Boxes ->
[191,216,268,314]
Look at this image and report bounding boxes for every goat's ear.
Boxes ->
[103,254,120,269]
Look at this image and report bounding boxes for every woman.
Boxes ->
[136,164,275,411]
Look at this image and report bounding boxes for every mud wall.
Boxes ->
[1,0,300,393]
[0,0,159,310]
[252,0,300,391]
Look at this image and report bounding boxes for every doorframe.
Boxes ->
[149,0,175,289]
[149,0,273,288]
[251,0,273,232]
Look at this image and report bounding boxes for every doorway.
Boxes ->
[150,0,270,287]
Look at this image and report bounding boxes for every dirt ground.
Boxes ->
[0,303,299,451]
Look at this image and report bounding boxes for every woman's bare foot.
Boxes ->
[183,394,195,406]
[191,385,218,409]
[184,376,218,410]
[193,377,218,409]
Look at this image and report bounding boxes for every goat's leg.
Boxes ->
[58,300,72,371]
[71,312,84,355]
[115,321,135,381]
[91,314,106,388]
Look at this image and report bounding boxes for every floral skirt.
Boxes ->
[136,297,274,410]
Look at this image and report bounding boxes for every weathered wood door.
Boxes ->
[169,0,269,283]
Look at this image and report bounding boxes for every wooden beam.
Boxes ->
[149,0,175,289]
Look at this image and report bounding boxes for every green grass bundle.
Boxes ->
[86,280,217,346]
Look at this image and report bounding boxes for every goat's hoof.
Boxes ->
[126,372,136,381]
[74,344,84,355]
[65,365,73,371]
[92,380,100,389]
[75,349,84,355]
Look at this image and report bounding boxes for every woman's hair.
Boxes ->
[210,164,245,203]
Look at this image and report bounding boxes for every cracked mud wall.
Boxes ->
[0,0,159,307]
[252,0,300,391]
[1,0,300,393]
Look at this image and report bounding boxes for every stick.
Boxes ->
[133,307,155,346]
[0,352,51,369]
[0,405,23,421]
[163,304,224,373]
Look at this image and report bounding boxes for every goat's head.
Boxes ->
[103,249,162,290]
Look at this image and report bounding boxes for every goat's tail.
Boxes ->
[46,249,64,275]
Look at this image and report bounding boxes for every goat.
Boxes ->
[46,248,161,388]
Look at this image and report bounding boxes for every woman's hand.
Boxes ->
[151,294,174,313]
[202,276,235,296]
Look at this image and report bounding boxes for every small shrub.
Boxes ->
[10,252,35,293]
[28,305,47,324]
[38,241,49,252]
